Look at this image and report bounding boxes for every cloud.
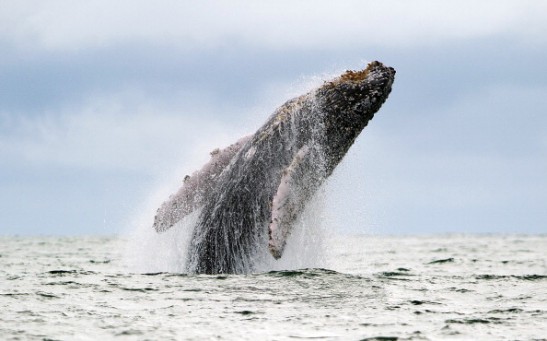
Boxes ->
[0,88,257,235]
[2,1,546,52]
[0,90,248,175]
[1,2,546,235]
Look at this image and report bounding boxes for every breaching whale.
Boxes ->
[153,61,395,274]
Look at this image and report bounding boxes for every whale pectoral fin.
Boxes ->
[268,145,323,259]
[153,135,251,232]
[153,184,200,233]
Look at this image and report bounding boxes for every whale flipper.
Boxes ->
[268,144,324,258]
[153,136,251,232]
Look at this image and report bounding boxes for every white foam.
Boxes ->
[123,201,200,273]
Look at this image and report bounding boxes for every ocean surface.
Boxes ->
[0,234,545,340]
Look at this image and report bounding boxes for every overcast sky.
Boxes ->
[1,1,546,236]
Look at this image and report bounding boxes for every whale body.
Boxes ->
[153,61,395,274]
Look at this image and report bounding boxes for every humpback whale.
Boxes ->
[153,61,395,274]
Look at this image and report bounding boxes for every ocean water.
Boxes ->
[0,234,545,340]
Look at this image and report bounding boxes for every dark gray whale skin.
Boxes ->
[153,61,395,274]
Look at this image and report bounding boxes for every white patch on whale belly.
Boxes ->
[268,145,310,259]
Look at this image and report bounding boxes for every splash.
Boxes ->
[124,209,199,273]
[124,193,330,274]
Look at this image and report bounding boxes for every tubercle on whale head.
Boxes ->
[317,61,395,173]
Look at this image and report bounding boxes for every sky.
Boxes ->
[1,1,546,236]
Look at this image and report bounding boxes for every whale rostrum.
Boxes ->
[153,61,396,274]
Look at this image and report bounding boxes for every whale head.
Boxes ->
[316,61,395,174]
